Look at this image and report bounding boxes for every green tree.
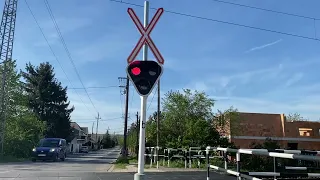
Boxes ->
[145,113,157,147]
[21,62,74,139]
[153,89,219,148]
[287,112,306,121]
[101,130,113,148]
[214,106,241,136]
[127,122,139,153]
[0,60,45,158]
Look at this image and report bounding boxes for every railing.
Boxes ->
[189,147,204,168]
[206,146,320,180]
[144,147,161,168]
[144,146,219,169]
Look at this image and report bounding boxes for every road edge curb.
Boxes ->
[107,165,115,172]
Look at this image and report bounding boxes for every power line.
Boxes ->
[43,0,99,113]
[68,85,133,89]
[110,0,320,42]
[69,86,119,89]
[129,82,134,109]
[24,0,95,117]
[119,89,124,117]
[72,117,122,121]
[109,127,124,130]
[73,117,123,123]
[101,117,122,121]
[118,77,127,117]
[147,86,157,112]
[210,0,319,20]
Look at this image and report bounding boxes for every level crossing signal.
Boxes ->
[126,60,163,96]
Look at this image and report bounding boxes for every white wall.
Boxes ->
[68,138,79,153]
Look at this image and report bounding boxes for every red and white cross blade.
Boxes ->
[127,8,164,64]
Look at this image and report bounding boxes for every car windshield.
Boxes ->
[38,139,60,147]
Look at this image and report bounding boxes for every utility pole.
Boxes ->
[91,122,94,149]
[156,80,160,168]
[92,122,94,136]
[96,113,101,147]
[136,111,139,155]
[118,76,130,158]
[123,77,129,157]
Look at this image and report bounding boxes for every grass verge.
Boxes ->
[114,156,231,170]
[114,156,138,169]
[0,155,28,163]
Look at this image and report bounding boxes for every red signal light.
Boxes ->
[131,67,141,75]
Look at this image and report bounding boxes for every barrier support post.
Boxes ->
[236,152,241,180]
[273,157,277,180]
[223,151,228,169]
[206,147,210,180]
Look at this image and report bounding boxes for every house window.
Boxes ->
[299,128,312,136]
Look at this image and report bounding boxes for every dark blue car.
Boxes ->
[31,138,67,162]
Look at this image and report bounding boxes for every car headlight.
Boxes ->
[32,148,36,152]
[50,149,55,152]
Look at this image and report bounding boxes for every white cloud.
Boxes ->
[73,34,133,64]
[285,72,304,87]
[245,39,283,53]
[183,57,319,121]
[211,94,320,120]
[186,81,211,92]
[203,63,283,90]
[32,17,93,47]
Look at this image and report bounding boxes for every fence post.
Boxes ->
[189,148,192,168]
[167,149,170,167]
[206,147,210,180]
[236,152,241,180]
[273,157,277,180]
[156,146,159,169]
[163,148,166,166]
[223,151,228,169]
[185,149,188,169]
[150,148,153,168]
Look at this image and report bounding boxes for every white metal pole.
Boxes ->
[135,1,149,180]
[142,1,149,61]
[137,96,147,172]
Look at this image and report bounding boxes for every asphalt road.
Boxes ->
[0,147,120,179]
[0,171,234,180]
[0,147,235,180]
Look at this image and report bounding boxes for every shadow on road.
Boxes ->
[0,171,233,180]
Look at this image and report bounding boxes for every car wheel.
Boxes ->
[31,158,36,162]
[53,154,58,162]
[60,154,65,161]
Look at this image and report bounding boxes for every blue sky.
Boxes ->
[9,0,320,134]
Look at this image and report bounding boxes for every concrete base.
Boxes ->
[134,173,145,180]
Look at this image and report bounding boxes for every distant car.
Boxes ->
[80,146,89,153]
[31,138,67,162]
